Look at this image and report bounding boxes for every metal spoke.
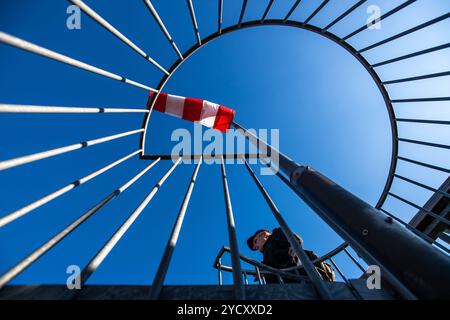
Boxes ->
[150,158,202,299]
[284,0,302,22]
[186,0,201,45]
[0,150,141,228]
[343,0,417,41]
[323,0,367,31]
[359,12,450,53]
[383,71,450,85]
[220,156,245,300]
[142,0,184,60]
[0,32,157,92]
[0,104,148,114]
[0,158,161,289]
[0,128,143,171]
[238,0,248,27]
[304,0,330,25]
[69,0,169,74]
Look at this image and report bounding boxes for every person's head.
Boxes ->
[247,229,272,252]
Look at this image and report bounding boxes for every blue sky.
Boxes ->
[0,0,449,286]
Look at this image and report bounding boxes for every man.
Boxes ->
[247,228,335,283]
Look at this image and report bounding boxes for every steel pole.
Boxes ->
[220,156,245,300]
[149,157,202,299]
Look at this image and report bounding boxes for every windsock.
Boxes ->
[147,92,235,132]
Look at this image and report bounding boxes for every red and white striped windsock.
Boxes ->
[147,92,236,132]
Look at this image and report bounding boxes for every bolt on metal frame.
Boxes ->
[0,0,449,300]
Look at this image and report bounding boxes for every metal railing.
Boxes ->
[0,0,449,300]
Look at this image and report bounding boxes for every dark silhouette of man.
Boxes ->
[247,228,335,283]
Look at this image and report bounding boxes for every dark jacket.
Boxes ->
[261,228,324,284]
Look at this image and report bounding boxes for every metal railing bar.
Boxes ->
[214,250,310,282]
[220,156,245,300]
[186,0,201,45]
[283,0,302,22]
[383,71,450,84]
[238,0,248,27]
[214,242,348,274]
[0,158,161,289]
[397,156,450,174]
[255,266,263,285]
[0,149,141,228]
[243,271,249,285]
[150,157,202,299]
[323,0,367,31]
[396,118,450,125]
[392,97,450,103]
[218,0,223,34]
[304,0,330,25]
[142,0,184,60]
[261,0,274,23]
[398,137,450,150]
[0,104,149,114]
[388,192,450,225]
[69,0,169,74]
[242,157,333,299]
[394,174,450,200]
[278,243,349,272]
[343,248,366,273]
[328,257,363,300]
[358,12,450,53]
[0,128,143,172]
[72,157,182,294]
[379,208,450,254]
[372,43,450,67]
[343,0,417,40]
[0,32,157,92]
[218,258,223,286]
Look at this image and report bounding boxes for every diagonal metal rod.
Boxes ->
[261,0,274,23]
[142,0,184,60]
[0,104,149,114]
[150,157,202,299]
[323,0,367,31]
[392,97,450,103]
[71,157,182,295]
[394,174,450,200]
[238,0,248,26]
[359,12,450,53]
[0,150,141,228]
[218,0,223,34]
[68,0,169,74]
[397,156,450,174]
[372,43,450,67]
[0,32,157,92]
[383,71,450,84]
[0,128,143,171]
[398,137,450,150]
[0,158,161,289]
[242,157,333,300]
[380,208,450,254]
[220,156,245,300]
[343,248,366,273]
[304,0,330,25]
[284,0,302,22]
[186,0,201,45]
[388,192,450,226]
[328,257,362,300]
[343,0,417,41]
[396,118,450,125]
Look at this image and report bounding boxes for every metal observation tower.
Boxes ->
[0,0,449,300]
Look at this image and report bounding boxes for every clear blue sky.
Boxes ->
[0,0,449,286]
